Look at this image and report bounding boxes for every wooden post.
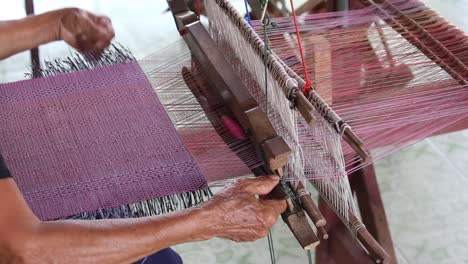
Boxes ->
[25,0,40,77]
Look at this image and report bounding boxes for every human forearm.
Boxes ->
[1,176,285,263]
[0,10,61,60]
[13,208,210,264]
[0,8,114,60]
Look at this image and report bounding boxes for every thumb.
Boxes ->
[241,175,280,195]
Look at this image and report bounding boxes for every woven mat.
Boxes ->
[0,62,207,220]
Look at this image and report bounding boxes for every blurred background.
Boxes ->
[0,1,467,263]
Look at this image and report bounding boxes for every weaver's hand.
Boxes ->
[57,8,114,52]
[203,175,287,242]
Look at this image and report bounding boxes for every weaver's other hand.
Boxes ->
[203,175,287,242]
[56,8,114,52]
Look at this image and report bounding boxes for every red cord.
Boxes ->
[289,0,312,95]
[302,79,312,95]
[196,0,201,18]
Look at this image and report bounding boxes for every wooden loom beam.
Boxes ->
[317,222,377,264]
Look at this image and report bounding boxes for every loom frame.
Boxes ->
[172,0,468,263]
[167,0,331,250]
[168,0,395,262]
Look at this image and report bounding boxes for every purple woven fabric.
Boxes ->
[0,62,207,220]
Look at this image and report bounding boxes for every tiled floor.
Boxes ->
[1,1,467,263]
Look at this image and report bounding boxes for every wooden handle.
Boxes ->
[295,183,329,240]
[357,228,390,264]
[343,132,370,162]
[295,91,317,127]
[317,226,329,240]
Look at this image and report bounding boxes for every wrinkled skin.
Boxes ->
[0,176,287,263]
[57,8,115,52]
[203,175,287,242]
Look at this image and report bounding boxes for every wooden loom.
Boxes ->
[168,0,390,263]
[167,1,468,264]
[170,0,468,263]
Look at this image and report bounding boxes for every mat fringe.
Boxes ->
[27,43,135,78]
[62,188,213,220]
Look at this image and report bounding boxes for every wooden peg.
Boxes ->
[317,226,329,240]
[350,214,390,264]
[343,131,371,163]
[295,182,327,227]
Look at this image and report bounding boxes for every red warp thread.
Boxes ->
[197,0,201,18]
[289,0,312,96]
